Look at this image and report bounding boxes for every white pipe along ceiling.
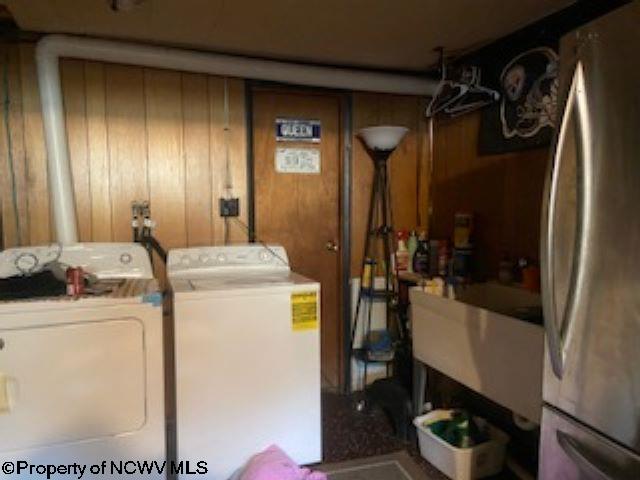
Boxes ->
[35,34,438,244]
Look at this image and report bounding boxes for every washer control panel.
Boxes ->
[0,243,154,279]
[0,244,63,278]
[167,244,289,277]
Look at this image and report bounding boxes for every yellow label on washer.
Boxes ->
[291,292,318,331]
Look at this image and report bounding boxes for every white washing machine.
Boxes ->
[0,243,165,479]
[168,244,321,480]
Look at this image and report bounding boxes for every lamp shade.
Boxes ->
[358,126,408,151]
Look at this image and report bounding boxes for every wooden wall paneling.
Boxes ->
[251,92,279,239]
[181,72,212,246]
[19,44,51,244]
[431,112,480,238]
[502,148,547,261]
[105,64,148,243]
[385,95,419,234]
[226,78,248,243]
[84,61,112,241]
[430,111,548,279]
[2,43,254,251]
[208,76,226,245]
[144,68,186,282]
[0,45,15,247]
[61,59,92,242]
[0,45,29,247]
[351,93,379,276]
[416,99,431,232]
[9,45,29,246]
[208,77,247,244]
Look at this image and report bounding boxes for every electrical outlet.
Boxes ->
[219,198,240,217]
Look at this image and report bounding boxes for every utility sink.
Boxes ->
[410,282,544,423]
[455,282,543,325]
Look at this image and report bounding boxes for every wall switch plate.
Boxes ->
[219,198,240,217]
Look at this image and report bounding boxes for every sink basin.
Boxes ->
[455,282,543,325]
[410,282,544,423]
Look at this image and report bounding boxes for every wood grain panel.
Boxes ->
[2,42,253,276]
[0,45,15,247]
[430,111,548,279]
[105,64,148,242]
[226,78,248,243]
[61,59,91,242]
[181,72,212,246]
[0,45,29,247]
[351,93,381,277]
[416,100,431,230]
[145,68,185,283]
[19,44,50,244]
[8,45,30,247]
[144,68,186,248]
[208,76,226,244]
[84,61,112,241]
[386,95,420,232]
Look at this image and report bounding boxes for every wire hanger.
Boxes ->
[426,49,500,118]
[426,48,468,117]
[444,65,500,117]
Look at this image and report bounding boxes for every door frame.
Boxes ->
[246,81,353,392]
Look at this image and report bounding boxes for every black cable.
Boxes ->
[230,217,289,267]
[139,234,167,265]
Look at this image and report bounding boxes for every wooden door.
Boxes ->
[253,90,342,389]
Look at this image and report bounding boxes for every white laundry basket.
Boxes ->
[414,410,509,480]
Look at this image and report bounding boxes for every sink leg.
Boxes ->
[413,359,427,417]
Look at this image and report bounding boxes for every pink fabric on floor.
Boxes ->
[238,445,327,480]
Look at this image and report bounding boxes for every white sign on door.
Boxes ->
[275,148,321,174]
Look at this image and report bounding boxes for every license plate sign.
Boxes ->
[276,118,321,143]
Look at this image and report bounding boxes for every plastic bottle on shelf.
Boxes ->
[407,231,418,273]
[395,230,410,273]
[413,232,430,275]
[362,258,376,289]
[454,213,473,248]
[438,239,450,277]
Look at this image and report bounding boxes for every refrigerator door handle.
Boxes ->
[556,430,639,480]
[557,430,610,479]
[541,62,592,380]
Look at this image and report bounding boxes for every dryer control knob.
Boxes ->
[216,253,227,263]
[199,253,210,264]
[120,253,133,264]
[15,252,38,274]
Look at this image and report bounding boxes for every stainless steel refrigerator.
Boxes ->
[539,2,640,478]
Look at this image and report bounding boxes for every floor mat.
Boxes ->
[319,451,434,480]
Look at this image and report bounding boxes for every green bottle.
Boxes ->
[407,231,418,273]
